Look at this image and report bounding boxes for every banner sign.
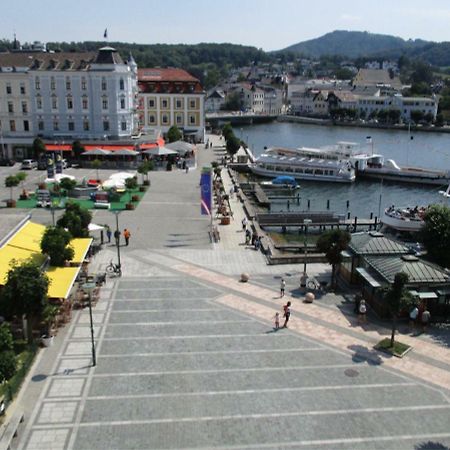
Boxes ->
[200,167,212,216]
[55,153,62,174]
[47,157,55,179]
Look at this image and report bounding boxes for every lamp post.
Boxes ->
[300,218,312,292]
[82,282,97,366]
[113,211,121,271]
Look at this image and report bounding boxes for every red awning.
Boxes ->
[45,144,72,151]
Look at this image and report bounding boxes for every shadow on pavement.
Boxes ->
[415,442,450,450]
[348,344,387,366]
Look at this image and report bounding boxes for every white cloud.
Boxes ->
[339,13,362,22]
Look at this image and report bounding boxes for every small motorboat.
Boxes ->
[260,175,300,190]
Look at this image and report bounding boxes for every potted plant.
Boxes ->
[131,194,139,202]
[125,202,135,210]
[41,304,59,347]
[5,175,20,207]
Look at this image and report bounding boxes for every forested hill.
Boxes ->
[281,30,429,59]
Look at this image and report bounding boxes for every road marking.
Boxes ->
[105,319,251,325]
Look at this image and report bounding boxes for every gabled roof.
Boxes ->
[365,255,449,284]
[349,232,409,256]
[138,68,199,82]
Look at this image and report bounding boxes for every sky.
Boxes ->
[1,0,450,51]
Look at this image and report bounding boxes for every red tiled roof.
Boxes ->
[138,68,199,82]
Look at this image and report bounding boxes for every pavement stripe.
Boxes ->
[105,319,251,325]
[110,308,221,313]
[97,348,327,358]
[102,333,287,341]
[84,382,417,400]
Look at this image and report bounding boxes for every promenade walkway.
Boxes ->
[10,136,450,450]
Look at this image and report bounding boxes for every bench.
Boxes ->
[94,202,110,209]
[0,410,24,450]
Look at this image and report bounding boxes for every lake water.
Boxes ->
[241,122,450,218]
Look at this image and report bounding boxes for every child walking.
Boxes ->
[273,312,280,330]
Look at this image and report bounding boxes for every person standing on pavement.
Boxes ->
[273,312,280,330]
[123,228,131,246]
[280,278,286,297]
[105,225,112,243]
[242,217,247,232]
[114,229,121,246]
[421,309,431,332]
[283,301,291,328]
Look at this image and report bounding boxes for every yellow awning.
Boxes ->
[46,266,80,299]
[70,238,93,264]
[0,246,47,285]
[6,222,46,252]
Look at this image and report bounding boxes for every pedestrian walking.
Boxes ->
[242,217,247,232]
[283,301,291,328]
[421,309,431,332]
[105,225,112,243]
[273,312,280,330]
[409,306,419,329]
[358,300,367,324]
[114,229,121,246]
[245,228,251,245]
[123,228,131,246]
[185,165,189,174]
[280,278,286,297]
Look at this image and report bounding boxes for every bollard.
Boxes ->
[287,200,290,211]
[297,194,300,205]
[346,200,350,210]
[354,216,358,232]
[327,199,330,210]
[307,199,310,210]
[347,212,351,220]
[370,212,373,219]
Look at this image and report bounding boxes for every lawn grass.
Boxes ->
[374,338,412,358]
[15,188,145,211]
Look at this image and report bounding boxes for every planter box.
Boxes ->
[131,195,139,202]
[41,335,54,347]
[139,186,147,192]
[125,203,135,210]
[143,180,150,186]
[6,200,16,208]
[221,216,231,225]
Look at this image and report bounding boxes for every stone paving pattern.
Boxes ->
[8,135,450,449]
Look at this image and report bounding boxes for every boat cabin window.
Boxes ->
[305,168,313,174]
[315,169,323,175]
[294,168,303,173]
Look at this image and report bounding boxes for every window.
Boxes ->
[175,99,182,109]
[20,84,26,95]
[68,121,75,131]
[6,84,11,94]
[148,99,155,108]
[81,78,87,90]
[35,77,40,90]
[23,120,29,132]
[148,114,156,125]
[66,77,71,90]
[162,114,169,125]
[189,114,196,125]
[52,97,58,110]
[121,121,127,131]
[176,114,183,125]
[38,121,44,131]
[82,97,88,109]
[83,120,90,131]
[53,120,59,131]
[120,98,125,109]
[8,102,14,113]
[67,97,73,109]
[161,99,169,109]
[102,98,108,110]
[50,77,56,90]
[22,102,28,113]
[103,121,110,131]
[189,99,196,109]
[101,78,107,91]
[9,120,16,132]
[119,78,124,90]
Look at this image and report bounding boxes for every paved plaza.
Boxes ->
[2,136,450,449]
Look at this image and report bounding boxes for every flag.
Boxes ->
[200,168,212,216]
[104,28,108,39]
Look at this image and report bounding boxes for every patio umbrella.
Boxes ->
[102,179,126,190]
[142,146,178,156]
[165,141,195,155]
[109,149,139,156]
[109,172,136,180]
[88,223,105,232]
[81,148,112,156]
[45,173,76,183]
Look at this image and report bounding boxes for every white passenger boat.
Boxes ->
[381,205,426,232]
[250,146,355,183]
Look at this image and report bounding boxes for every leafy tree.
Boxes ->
[16,171,27,190]
[383,272,414,347]
[32,138,46,159]
[57,202,92,238]
[0,323,14,352]
[72,140,85,162]
[59,177,76,195]
[91,159,101,181]
[41,226,74,266]
[226,135,241,160]
[167,125,182,143]
[221,92,243,111]
[410,110,424,124]
[125,176,138,190]
[420,204,450,267]
[316,230,351,288]
[137,160,154,184]
[222,123,234,141]
[0,323,16,382]
[334,67,354,80]
[5,175,20,202]
[0,261,49,343]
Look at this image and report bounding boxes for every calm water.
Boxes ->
[241,122,450,218]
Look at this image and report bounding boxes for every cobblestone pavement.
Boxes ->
[10,135,450,449]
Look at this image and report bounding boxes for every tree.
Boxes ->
[167,125,182,143]
[5,175,20,203]
[41,226,74,266]
[410,110,424,124]
[72,140,85,162]
[0,261,49,343]
[316,230,351,288]
[420,204,450,267]
[91,159,101,181]
[383,272,414,347]
[222,123,234,141]
[221,92,243,111]
[57,202,92,238]
[16,171,27,190]
[32,138,46,159]
[226,135,241,160]
[125,176,138,190]
[0,323,16,383]
[137,160,154,185]
[59,177,76,196]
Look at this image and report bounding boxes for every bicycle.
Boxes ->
[106,260,122,276]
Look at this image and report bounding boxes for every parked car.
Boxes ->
[21,159,37,170]
[0,158,15,166]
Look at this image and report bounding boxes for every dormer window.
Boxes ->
[50,77,56,90]
[81,77,87,90]
[101,78,107,91]
[66,77,71,90]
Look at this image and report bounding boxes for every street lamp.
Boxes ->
[112,211,121,271]
[300,218,312,292]
[81,282,97,366]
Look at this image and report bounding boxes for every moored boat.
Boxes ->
[260,175,300,190]
[381,205,426,232]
